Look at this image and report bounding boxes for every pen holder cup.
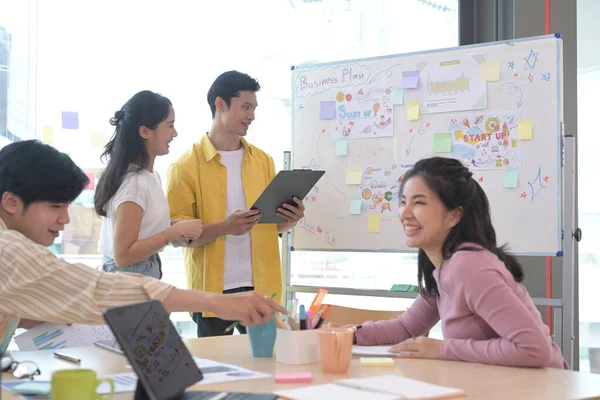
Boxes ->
[275,328,319,365]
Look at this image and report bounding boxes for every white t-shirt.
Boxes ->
[98,167,170,258]
[219,148,253,290]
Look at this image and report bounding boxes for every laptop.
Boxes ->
[103,301,276,400]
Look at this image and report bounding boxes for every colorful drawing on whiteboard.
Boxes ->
[330,86,393,140]
[298,217,337,247]
[449,113,522,170]
[527,167,546,201]
[359,164,414,215]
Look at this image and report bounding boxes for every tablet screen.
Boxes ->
[103,301,202,400]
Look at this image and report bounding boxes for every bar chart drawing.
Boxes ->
[32,329,68,350]
[429,74,470,94]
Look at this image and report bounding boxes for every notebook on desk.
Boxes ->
[275,374,465,400]
[103,300,276,400]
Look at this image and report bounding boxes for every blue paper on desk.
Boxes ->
[2,381,51,399]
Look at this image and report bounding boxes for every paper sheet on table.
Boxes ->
[275,383,398,400]
[352,345,394,356]
[125,357,271,386]
[336,375,466,400]
[14,323,115,351]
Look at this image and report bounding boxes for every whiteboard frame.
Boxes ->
[290,34,564,256]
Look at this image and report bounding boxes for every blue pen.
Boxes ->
[299,305,307,330]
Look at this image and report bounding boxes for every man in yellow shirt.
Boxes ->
[167,71,304,337]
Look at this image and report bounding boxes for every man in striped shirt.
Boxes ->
[0,140,286,354]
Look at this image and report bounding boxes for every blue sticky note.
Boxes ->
[336,139,347,156]
[320,101,336,119]
[61,111,79,129]
[391,89,404,105]
[504,167,519,188]
[400,71,419,89]
[349,196,362,215]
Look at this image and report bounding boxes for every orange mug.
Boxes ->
[317,327,354,373]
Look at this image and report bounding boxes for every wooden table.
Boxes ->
[3,335,600,399]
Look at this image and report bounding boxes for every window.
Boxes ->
[4,0,457,340]
[577,0,600,373]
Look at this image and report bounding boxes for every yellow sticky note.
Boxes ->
[346,166,363,185]
[41,125,54,144]
[90,131,107,149]
[407,100,420,121]
[518,118,533,140]
[368,214,380,233]
[480,60,500,81]
[360,357,395,367]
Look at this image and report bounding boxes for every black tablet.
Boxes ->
[251,170,325,224]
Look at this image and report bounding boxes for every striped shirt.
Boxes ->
[0,217,174,353]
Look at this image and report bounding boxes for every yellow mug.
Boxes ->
[51,369,115,400]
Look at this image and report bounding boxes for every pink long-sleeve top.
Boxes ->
[355,245,568,369]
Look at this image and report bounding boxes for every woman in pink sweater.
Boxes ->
[352,157,568,369]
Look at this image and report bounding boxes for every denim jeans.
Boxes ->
[102,253,162,279]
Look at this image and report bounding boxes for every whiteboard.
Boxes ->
[291,35,563,255]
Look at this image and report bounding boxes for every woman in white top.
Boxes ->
[95,90,203,279]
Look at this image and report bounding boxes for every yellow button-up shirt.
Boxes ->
[166,134,281,317]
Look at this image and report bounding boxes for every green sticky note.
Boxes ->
[349,196,362,215]
[480,60,500,81]
[433,133,452,153]
[391,89,404,105]
[407,285,420,293]
[390,284,411,292]
[518,118,533,140]
[346,166,363,185]
[336,139,348,156]
[504,167,519,188]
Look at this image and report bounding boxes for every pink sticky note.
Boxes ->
[84,172,95,190]
[274,372,312,383]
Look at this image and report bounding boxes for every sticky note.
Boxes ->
[368,214,380,233]
[84,173,95,190]
[504,167,519,188]
[336,139,347,156]
[275,372,312,383]
[400,71,419,89]
[61,111,79,129]
[480,60,500,81]
[360,357,395,367]
[320,101,336,119]
[390,284,411,292]
[391,89,404,105]
[41,125,54,144]
[349,196,362,215]
[346,166,363,185]
[407,101,420,121]
[433,133,452,153]
[518,118,533,140]
[90,131,107,149]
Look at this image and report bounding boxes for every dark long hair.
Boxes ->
[94,90,172,217]
[400,157,524,297]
